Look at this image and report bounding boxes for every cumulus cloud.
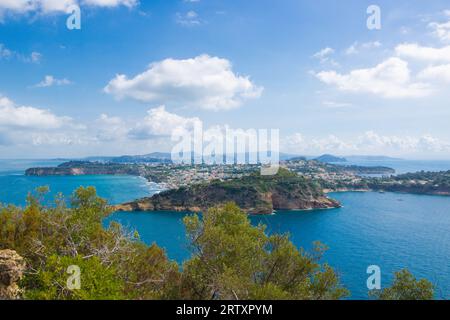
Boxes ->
[94,113,129,142]
[418,64,450,83]
[0,0,75,15]
[129,105,202,139]
[0,95,71,129]
[34,75,72,88]
[82,0,137,8]
[315,57,431,98]
[357,131,450,153]
[393,43,450,84]
[104,55,263,111]
[1,97,448,158]
[0,95,93,150]
[284,131,450,155]
[395,43,450,62]
[428,11,450,42]
[0,0,137,18]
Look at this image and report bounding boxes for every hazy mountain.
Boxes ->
[315,154,348,163]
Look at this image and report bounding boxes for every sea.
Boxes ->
[0,158,449,300]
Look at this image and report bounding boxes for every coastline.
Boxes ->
[324,188,450,197]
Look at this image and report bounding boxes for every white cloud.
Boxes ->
[40,0,77,13]
[129,105,202,139]
[0,43,42,63]
[0,43,12,58]
[311,135,355,152]
[95,113,129,142]
[0,96,94,148]
[0,95,71,129]
[283,131,450,155]
[395,43,450,62]
[34,75,72,88]
[428,11,450,42]
[30,51,42,63]
[315,57,431,98]
[176,10,201,26]
[82,0,137,8]
[104,54,263,111]
[0,0,137,18]
[345,41,382,55]
[418,64,450,83]
[30,132,89,146]
[322,101,352,108]
[313,47,334,59]
[312,47,339,66]
[0,0,75,15]
[395,43,450,84]
[357,131,450,153]
[429,21,450,42]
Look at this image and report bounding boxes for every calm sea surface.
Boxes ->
[1,159,449,299]
[0,159,157,206]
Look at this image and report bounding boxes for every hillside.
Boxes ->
[115,168,341,214]
[315,154,347,163]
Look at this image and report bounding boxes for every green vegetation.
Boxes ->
[0,187,179,300]
[371,270,434,300]
[0,187,434,300]
[181,202,348,299]
[117,168,340,214]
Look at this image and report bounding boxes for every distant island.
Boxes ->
[344,155,403,161]
[53,152,173,164]
[114,168,341,214]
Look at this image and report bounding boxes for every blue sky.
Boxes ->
[1,0,450,158]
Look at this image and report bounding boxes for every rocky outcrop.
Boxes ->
[115,169,341,215]
[0,250,26,300]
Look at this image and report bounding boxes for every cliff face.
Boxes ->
[115,169,341,215]
[0,250,25,300]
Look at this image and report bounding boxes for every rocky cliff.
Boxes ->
[0,250,25,300]
[115,169,341,214]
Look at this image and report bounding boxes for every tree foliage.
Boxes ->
[180,202,348,300]
[0,187,179,300]
[0,187,435,300]
[371,269,434,300]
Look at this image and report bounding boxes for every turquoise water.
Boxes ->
[107,192,450,300]
[0,160,155,206]
[0,159,64,175]
[1,159,450,299]
[339,159,450,174]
